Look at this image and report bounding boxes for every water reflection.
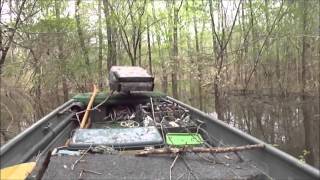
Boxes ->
[205,94,319,169]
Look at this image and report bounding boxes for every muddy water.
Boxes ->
[202,94,320,169]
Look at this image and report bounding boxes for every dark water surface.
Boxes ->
[202,94,319,169]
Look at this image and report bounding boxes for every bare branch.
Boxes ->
[244,1,286,90]
[136,144,265,156]
[0,0,27,70]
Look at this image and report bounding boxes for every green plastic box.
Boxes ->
[166,133,203,146]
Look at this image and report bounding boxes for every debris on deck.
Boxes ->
[42,154,267,180]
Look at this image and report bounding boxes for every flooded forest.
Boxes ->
[0,0,319,169]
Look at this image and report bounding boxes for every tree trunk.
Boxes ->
[153,0,167,93]
[172,0,179,99]
[241,2,248,89]
[187,36,194,106]
[131,24,137,66]
[249,0,258,91]
[55,0,68,102]
[98,0,103,88]
[102,0,115,71]
[147,17,152,75]
[300,0,314,165]
[193,15,203,110]
[264,0,272,95]
[209,0,223,120]
[318,0,320,101]
[112,28,117,66]
[0,0,27,76]
[0,1,2,125]
[138,35,142,66]
[75,0,90,72]
[30,50,44,120]
[276,38,281,95]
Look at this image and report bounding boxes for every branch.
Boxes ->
[244,1,286,90]
[221,0,242,54]
[134,0,147,52]
[0,0,27,68]
[106,0,134,63]
[136,144,265,156]
[0,102,14,131]
[216,0,242,75]
[209,0,222,49]
[177,0,184,13]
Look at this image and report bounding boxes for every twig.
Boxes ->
[75,113,81,126]
[181,156,199,180]
[71,144,92,170]
[150,97,156,123]
[79,169,84,179]
[244,1,286,91]
[78,168,103,178]
[81,169,102,175]
[170,154,180,180]
[176,171,187,180]
[151,97,166,141]
[136,144,265,156]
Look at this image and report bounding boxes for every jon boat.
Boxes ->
[0,66,319,180]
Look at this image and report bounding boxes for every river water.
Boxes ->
[200,93,319,169]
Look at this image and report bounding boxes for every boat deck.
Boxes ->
[26,93,269,179]
[14,92,318,179]
[41,153,266,180]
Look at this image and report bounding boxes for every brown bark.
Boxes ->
[138,36,142,66]
[102,0,114,71]
[30,49,44,120]
[80,85,99,128]
[209,0,222,120]
[0,0,27,75]
[300,0,314,165]
[136,144,264,156]
[193,15,202,110]
[171,0,183,99]
[98,0,103,88]
[244,2,285,92]
[210,0,241,120]
[55,0,68,102]
[147,17,152,75]
[110,0,146,66]
[75,0,90,71]
[318,0,320,100]
[153,0,167,93]
[249,0,258,90]
[187,42,194,106]
[0,0,3,124]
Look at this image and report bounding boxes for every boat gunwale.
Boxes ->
[166,96,320,179]
[0,99,75,156]
[1,94,319,179]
